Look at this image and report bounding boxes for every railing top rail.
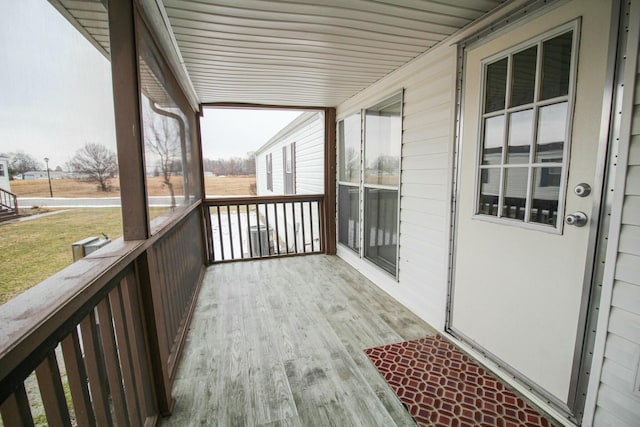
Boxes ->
[0,239,146,385]
[205,194,324,206]
[0,187,17,198]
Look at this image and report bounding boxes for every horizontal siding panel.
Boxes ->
[401,209,447,232]
[633,104,640,135]
[629,135,640,165]
[403,139,449,157]
[612,281,640,321]
[402,153,449,171]
[619,224,640,256]
[595,383,640,426]
[600,357,637,392]
[403,119,452,141]
[608,307,640,345]
[401,197,446,216]
[615,253,640,285]
[626,165,640,195]
[622,196,640,226]
[401,182,447,201]
[604,333,640,368]
[402,169,448,185]
[594,405,636,427]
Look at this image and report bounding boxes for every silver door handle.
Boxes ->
[565,211,588,227]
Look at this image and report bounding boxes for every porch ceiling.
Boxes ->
[49,0,504,107]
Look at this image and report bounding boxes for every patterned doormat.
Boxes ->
[365,335,556,426]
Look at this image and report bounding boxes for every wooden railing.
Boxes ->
[204,195,325,263]
[0,204,205,425]
[0,188,17,212]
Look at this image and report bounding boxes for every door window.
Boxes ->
[476,30,575,228]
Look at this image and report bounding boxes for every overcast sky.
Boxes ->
[0,0,301,170]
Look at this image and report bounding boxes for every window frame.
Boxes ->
[337,90,403,279]
[472,21,580,234]
[266,153,273,191]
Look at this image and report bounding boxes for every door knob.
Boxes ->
[565,211,588,227]
[574,183,591,197]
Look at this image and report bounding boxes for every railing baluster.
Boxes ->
[265,202,271,256]
[300,201,306,253]
[61,329,96,427]
[80,312,112,426]
[35,351,72,426]
[109,284,142,426]
[1,384,34,427]
[284,202,290,254]
[96,299,129,426]
[309,201,316,252]
[226,205,234,259]
[237,204,244,259]
[246,204,253,257]
[274,203,281,255]
[292,202,298,254]
[256,203,263,257]
[216,206,225,261]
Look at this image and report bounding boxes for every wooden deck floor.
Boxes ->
[161,254,437,426]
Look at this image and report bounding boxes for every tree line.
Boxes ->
[203,153,255,176]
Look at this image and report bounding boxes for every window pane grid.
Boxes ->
[476,30,573,228]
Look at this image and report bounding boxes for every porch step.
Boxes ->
[0,207,18,223]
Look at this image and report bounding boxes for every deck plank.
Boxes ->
[162,254,436,426]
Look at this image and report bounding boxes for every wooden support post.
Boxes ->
[324,108,337,255]
[108,0,149,240]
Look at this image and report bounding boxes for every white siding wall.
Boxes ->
[336,44,456,329]
[255,112,324,196]
[591,3,640,425]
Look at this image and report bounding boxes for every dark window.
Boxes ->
[266,153,273,191]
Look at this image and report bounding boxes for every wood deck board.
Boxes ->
[162,255,436,426]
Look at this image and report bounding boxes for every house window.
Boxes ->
[283,142,295,195]
[0,164,5,177]
[476,29,575,228]
[266,153,273,191]
[338,113,361,252]
[337,91,403,278]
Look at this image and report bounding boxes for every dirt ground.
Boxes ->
[9,175,256,197]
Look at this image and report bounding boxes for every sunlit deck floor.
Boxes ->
[161,254,437,426]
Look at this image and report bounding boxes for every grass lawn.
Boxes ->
[0,209,123,305]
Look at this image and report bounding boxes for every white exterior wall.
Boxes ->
[255,111,324,196]
[336,43,456,330]
[589,3,640,425]
[0,157,10,192]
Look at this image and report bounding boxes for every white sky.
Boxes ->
[0,0,301,169]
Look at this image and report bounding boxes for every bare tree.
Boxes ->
[145,116,180,207]
[68,143,118,192]
[8,151,41,179]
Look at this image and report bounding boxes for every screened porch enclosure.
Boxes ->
[4,0,632,426]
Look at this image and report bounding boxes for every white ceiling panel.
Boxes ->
[49,0,506,107]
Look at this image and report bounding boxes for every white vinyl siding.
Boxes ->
[255,112,324,196]
[593,3,640,425]
[336,44,456,329]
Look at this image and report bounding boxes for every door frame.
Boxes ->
[445,0,621,422]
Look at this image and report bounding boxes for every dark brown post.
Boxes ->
[323,108,337,254]
[108,0,149,240]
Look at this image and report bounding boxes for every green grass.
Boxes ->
[0,209,124,305]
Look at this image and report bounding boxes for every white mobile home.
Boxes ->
[254,111,325,254]
[2,1,639,426]
[255,111,325,196]
[0,155,10,192]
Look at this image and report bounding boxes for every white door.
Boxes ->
[450,0,614,412]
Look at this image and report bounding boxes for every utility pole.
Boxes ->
[44,157,53,197]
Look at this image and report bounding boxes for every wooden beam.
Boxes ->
[324,108,337,255]
[108,0,149,240]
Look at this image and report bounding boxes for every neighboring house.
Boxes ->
[255,111,325,196]
[23,170,66,180]
[254,111,325,254]
[0,155,10,192]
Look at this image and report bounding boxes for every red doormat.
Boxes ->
[364,335,556,426]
